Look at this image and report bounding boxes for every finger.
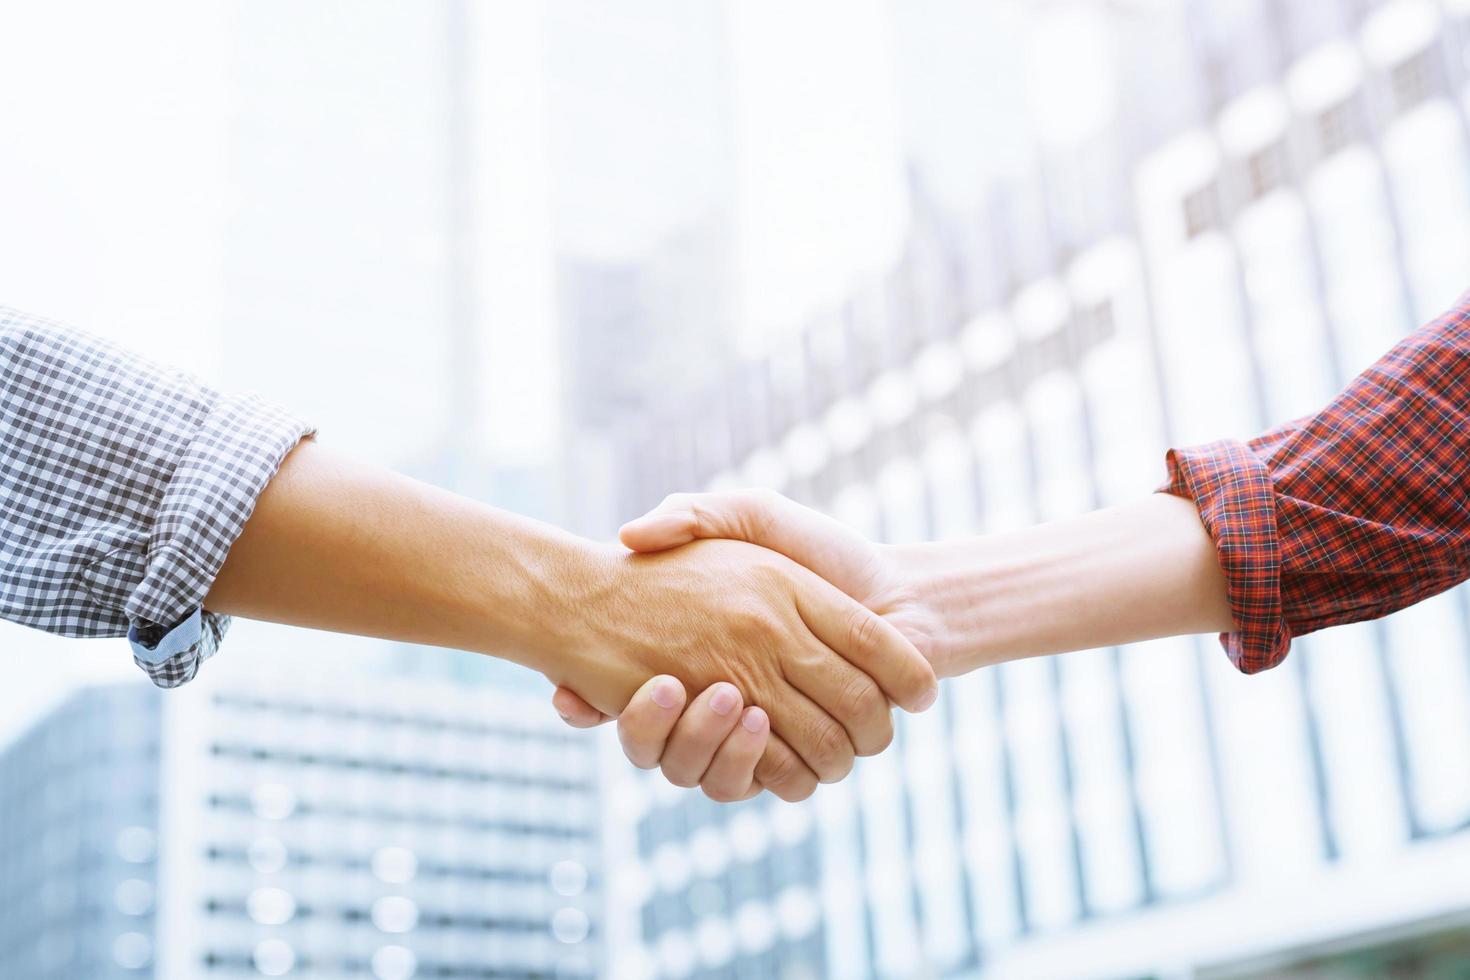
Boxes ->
[551,687,612,729]
[659,682,745,787]
[618,501,699,552]
[765,682,855,784]
[754,733,819,802]
[795,582,939,715]
[783,644,894,757]
[621,490,878,597]
[616,675,687,769]
[618,489,780,554]
[701,706,770,803]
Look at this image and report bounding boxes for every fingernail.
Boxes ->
[741,707,768,734]
[651,678,682,709]
[710,684,739,716]
[915,685,940,713]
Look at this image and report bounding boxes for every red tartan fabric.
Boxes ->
[1162,293,1470,674]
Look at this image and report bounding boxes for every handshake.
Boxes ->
[206,438,1229,797]
[545,489,948,804]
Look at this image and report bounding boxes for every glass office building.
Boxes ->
[0,679,602,980]
[0,685,164,980]
[603,1,1470,977]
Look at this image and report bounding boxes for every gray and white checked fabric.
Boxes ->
[1,306,314,686]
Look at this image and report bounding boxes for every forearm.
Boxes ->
[207,440,936,792]
[206,439,610,674]
[892,493,1233,678]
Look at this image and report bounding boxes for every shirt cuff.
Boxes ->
[125,389,314,688]
[1160,439,1292,673]
[129,607,203,663]
[130,609,231,688]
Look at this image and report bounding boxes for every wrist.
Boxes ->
[886,496,1233,680]
[508,536,623,673]
[448,511,620,674]
[879,541,989,679]
[510,538,658,716]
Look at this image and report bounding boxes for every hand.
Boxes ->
[553,490,946,799]
[621,489,944,665]
[555,490,1237,802]
[197,440,924,800]
[556,675,770,802]
[551,536,937,800]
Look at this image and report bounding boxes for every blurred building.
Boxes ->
[0,679,601,980]
[0,684,163,980]
[600,1,1470,978]
[546,0,741,541]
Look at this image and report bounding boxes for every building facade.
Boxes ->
[0,678,602,980]
[0,684,164,980]
[602,1,1470,978]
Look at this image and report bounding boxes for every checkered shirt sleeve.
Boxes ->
[1,306,314,687]
[1162,291,1470,674]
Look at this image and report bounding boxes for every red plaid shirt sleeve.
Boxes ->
[1161,292,1470,674]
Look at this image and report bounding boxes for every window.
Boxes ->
[1182,183,1222,239]
[1317,96,1363,158]
[1075,300,1115,350]
[1391,48,1441,115]
[1246,141,1289,200]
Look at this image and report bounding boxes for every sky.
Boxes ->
[0,0,1130,742]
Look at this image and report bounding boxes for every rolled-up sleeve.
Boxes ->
[1161,292,1470,674]
[0,306,314,687]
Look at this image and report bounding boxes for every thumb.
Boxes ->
[618,501,701,552]
[621,490,880,600]
[619,490,778,553]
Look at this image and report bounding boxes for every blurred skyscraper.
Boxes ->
[545,0,740,540]
[598,1,1470,978]
[0,684,163,980]
[0,679,601,980]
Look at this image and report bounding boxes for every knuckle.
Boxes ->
[685,496,716,531]
[773,773,816,803]
[702,782,743,804]
[836,672,885,724]
[733,604,778,645]
[838,676,893,757]
[862,714,895,757]
[810,720,854,781]
[757,749,803,791]
[748,602,779,633]
[663,766,702,789]
[846,607,880,657]
[618,733,661,771]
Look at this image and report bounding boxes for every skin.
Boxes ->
[569,675,770,803]
[204,441,939,801]
[554,488,1234,800]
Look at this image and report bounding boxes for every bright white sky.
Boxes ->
[473,0,923,449]
[725,0,910,348]
[0,0,1125,737]
[0,0,230,374]
[0,1,233,740]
